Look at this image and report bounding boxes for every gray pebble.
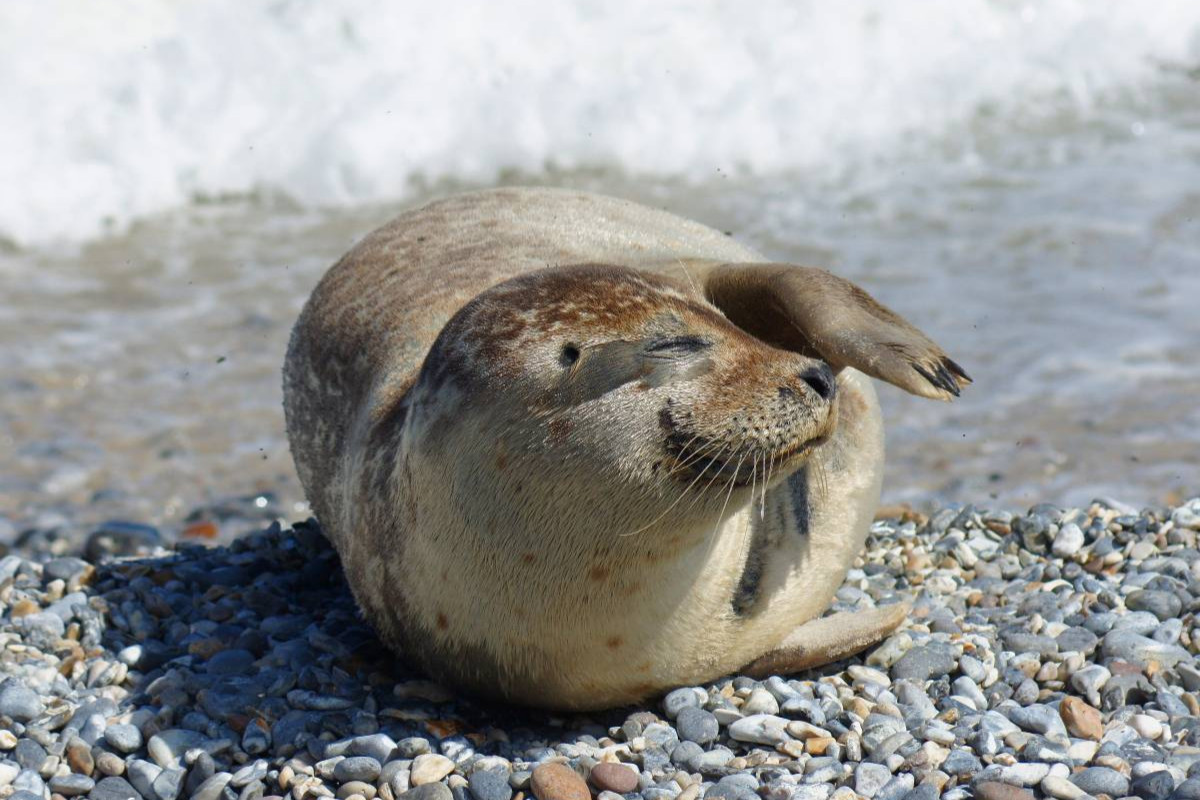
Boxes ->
[1126,590,1183,622]
[854,763,893,798]
[663,687,703,718]
[89,776,142,800]
[351,733,397,761]
[891,644,956,682]
[103,723,142,754]
[468,769,513,800]
[0,679,44,722]
[400,784,455,800]
[190,771,233,800]
[676,706,719,745]
[1102,630,1192,666]
[333,756,381,783]
[1070,767,1130,797]
[48,773,95,796]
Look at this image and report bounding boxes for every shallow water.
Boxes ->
[3,71,1198,540]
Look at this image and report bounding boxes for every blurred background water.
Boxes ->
[1,1,1198,542]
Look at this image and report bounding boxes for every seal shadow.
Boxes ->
[93,519,633,761]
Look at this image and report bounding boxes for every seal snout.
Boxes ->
[798,364,836,401]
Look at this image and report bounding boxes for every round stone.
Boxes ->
[1130,770,1175,800]
[48,774,95,797]
[974,782,1034,800]
[411,754,455,786]
[676,707,719,745]
[1126,590,1183,622]
[334,757,382,784]
[589,763,638,794]
[0,679,43,722]
[90,776,142,800]
[1058,697,1102,740]
[1130,714,1163,740]
[103,723,143,754]
[468,770,513,800]
[1070,767,1130,797]
[530,763,589,800]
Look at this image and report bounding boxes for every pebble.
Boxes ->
[589,763,638,793]
[1070,766,1130,797]
[335,756,383,783]
[1059,696,1103,740]
[1040,776,1084,800]
[676,706,719,745]
[974,781,1035,800]
[47,773,95,796]
[400,785,455,800]
[103,723,143,754]
[891,644,956,682]
[855,763,893,798]
[90,776,141,800]
[468,770,513,800]
[0,680,43,722]
[1051,523,1085,557]
[530,763,589,800]
[727,714,790,745]
[1130,770,1176,800]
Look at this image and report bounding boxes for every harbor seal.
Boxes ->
[283,187,970,710]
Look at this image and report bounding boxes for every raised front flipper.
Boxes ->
[740,601,910,679]
[694,263,971,401]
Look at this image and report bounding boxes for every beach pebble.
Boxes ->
[1129,770,1175,800]
[891,644,956,682]
[728,715,790,745]
[335,756,383,784]
[103,723,143,754]
[589,763,638,794]
[1051,523,1084,557]
[974,781,1034,800]
[530,763,589,800]
[468,769,513,800]
[677,706,719,745]
[0,679,43,722]
[1058,697,1102,740]
[1070,767,1129,797]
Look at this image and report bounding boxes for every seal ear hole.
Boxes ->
[560,344,581,367]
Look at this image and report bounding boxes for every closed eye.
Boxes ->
[644,335,711,357]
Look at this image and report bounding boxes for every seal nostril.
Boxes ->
[799,366,836,401]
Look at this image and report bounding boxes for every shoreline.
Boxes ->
[2,496,1199,800]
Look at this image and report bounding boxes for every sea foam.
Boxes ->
[2,0,1198,247]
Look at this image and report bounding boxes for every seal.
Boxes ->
[283,187,970,710]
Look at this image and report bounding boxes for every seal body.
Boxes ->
[283,187,968,709]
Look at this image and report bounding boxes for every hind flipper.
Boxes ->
[740,601,910,678]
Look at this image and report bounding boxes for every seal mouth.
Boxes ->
[666,433,828,488]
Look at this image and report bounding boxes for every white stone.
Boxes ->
[1041,775,1084,799]
[410,754,455,786]
[728,714,790,745]
[1052,523,1085,557]
[741,688,779,716]
[1130,714,1163,740]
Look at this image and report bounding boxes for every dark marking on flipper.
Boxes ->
[788,466,810,537]
[731,527,767,616]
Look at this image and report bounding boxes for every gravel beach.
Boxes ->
[3,497,1200,800]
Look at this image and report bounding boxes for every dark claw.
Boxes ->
[935,363,961,397]
[913,362,961,397]
[944,357,972,383]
